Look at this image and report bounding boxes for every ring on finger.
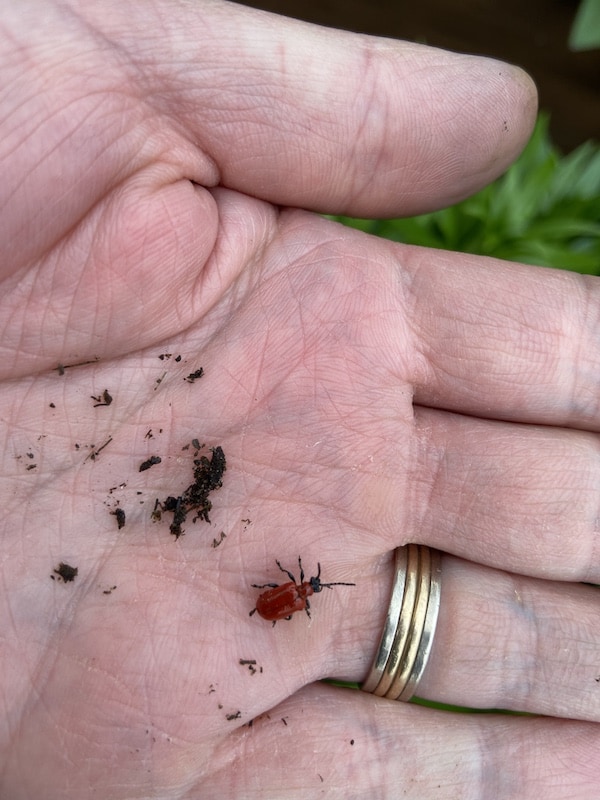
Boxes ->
[361,544,442,701]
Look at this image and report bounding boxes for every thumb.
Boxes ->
[89,0,537,216]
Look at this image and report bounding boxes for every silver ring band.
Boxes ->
[361,544,442,701]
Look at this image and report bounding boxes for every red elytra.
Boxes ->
[249,557,355,623]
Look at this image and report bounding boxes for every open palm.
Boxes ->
[2,2,600,798]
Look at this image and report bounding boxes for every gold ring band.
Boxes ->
[361,544,442,701]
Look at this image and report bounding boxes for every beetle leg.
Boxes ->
[305,597,311,618]
[298,556,305,584]
[251,582,279,589]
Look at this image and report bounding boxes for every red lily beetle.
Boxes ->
[249,557,355,623]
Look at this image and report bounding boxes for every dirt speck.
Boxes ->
[184,368,204,384]
[111,507,126,529]
[91,389,113,407]
[139,455,162,472]
[51,562,78,583]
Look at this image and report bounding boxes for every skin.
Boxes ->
[1,0,599,797]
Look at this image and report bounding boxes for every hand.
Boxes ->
[1,1,598,797]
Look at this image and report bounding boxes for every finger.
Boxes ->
[244,550,600,723]
[401,244,600,429]
[411,408,600,579]
[81,0,537,216]
[205,683,600,799]
[418,556,600,721]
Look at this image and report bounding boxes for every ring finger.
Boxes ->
[413,554,600,720]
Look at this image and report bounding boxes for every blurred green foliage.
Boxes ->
[570,0,600,51]
[332,113,600,275]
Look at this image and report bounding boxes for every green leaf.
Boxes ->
[569,0,600,51]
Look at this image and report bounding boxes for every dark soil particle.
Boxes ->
[139,455,162,472]
[91,389,113,407]
[111,507,126,529]
[239,658,263,676]
[85,437,113,462]
[184,368,204,383]
[154,372,167,389]
[156,445,226,539]
[51,562,78,582]
[56,358,99,375]
[211,531,226,548]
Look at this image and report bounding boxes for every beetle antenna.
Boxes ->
[276,559,296,583]
[322,581,356,588]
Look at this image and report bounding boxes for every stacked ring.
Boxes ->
[361,544,442,701]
